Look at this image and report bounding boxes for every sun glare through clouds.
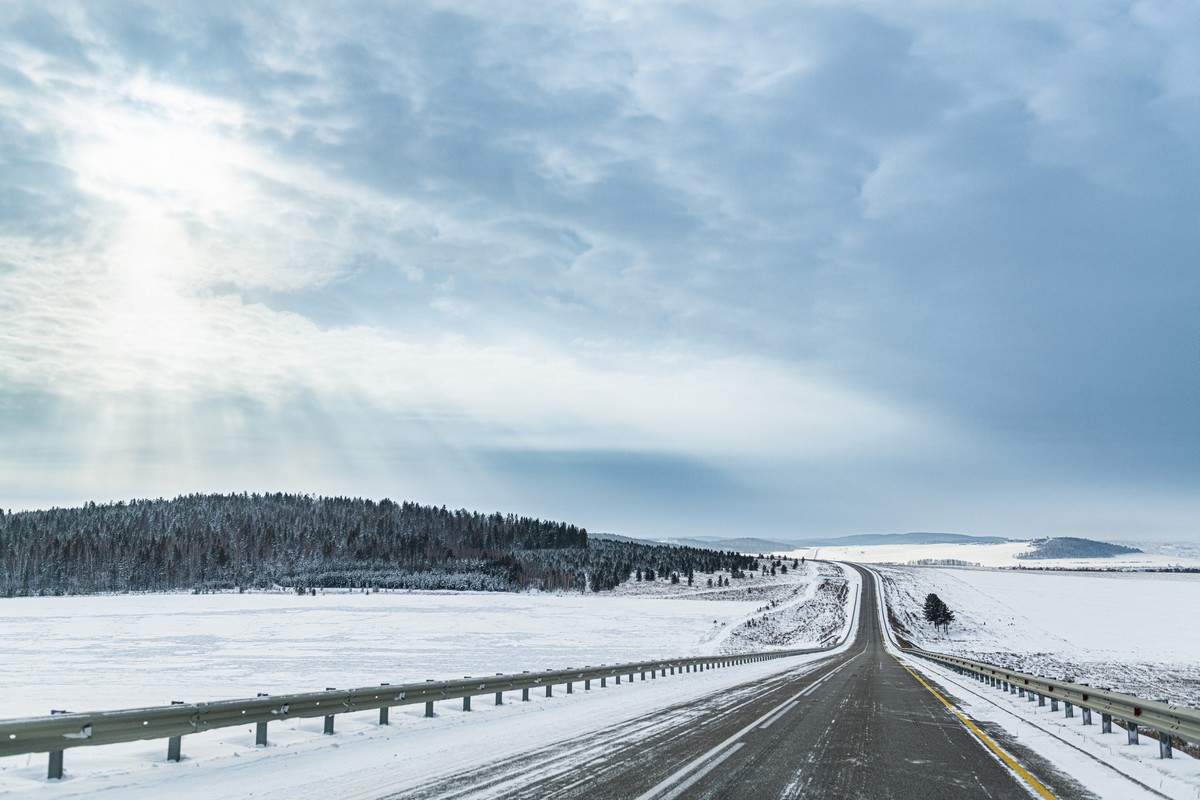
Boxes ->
[0,1,1194,538]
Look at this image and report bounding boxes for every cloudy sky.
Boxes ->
[1,1,1196,541]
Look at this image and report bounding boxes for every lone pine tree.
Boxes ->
[923,593,956,633]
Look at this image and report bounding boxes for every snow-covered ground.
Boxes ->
[875,564,1200,708]
[0,563,857,798]
[868,568,1200,800]
[785,541,1200,570]
[5,556,1199,799]
[0,564,835,720]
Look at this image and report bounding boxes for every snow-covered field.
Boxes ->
[0,563,856,798]
[0,563,839,721]
[876,564,1200,707]
[866,570,1200,800]
[5,554,1200,799]
[785,540,1200,570]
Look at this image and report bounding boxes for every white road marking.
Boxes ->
[758,700,799,729]
[659,742,746,800]
[636,654,862,799]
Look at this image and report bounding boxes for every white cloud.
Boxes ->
[0,0,1194,536]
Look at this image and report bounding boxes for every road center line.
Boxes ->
[633,658,853,800]
[758,700,799,729]
[658,742,746,800]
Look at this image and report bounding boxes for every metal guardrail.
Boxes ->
[907,647,1200,757]
[0,646,833,779]
[863,562,1199,759]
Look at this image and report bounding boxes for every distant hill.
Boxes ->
[661,536,799,554]
[588,532,648,544]
[802,532,1011,546]
[648,531,1010,553]
[1016,537,1143,560]
[0,495,757,596]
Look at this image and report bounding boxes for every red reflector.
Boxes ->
[1082,694,1089,702]
[1134,708,1142,717]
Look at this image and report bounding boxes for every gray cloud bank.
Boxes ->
[1,1,1196,540]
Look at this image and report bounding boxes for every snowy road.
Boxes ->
[4,564,1194,799]
[379,566,1083,800]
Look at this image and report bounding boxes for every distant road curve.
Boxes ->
[380,564,1091,800]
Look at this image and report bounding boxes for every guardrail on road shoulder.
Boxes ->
[0,645,832,780]
[907,648,1200,759]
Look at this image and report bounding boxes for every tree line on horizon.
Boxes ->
[0,493,756,596]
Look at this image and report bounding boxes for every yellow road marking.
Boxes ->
[895,657,1056,800]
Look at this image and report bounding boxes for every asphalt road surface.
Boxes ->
[388,565,1073,800]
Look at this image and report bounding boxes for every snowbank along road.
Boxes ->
[382,564,1087,800]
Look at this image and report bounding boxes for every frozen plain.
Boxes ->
[875,564,1200,708]
[867,566,1200,799]
[2,558,1199,798]
[0,563,853,797]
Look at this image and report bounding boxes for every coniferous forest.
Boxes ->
[0,493,756,596]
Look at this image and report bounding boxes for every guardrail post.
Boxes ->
[640,671,646,681]
[425,679,435,717]
[1065,701,1074,718]
[324,688,337,733]
[1050,698,1059,712]
[168,700,185,760]
[1081,707,1091,725]
[522,688,530,702]
[1159,733,1173,758]
[47,709,68,779]
[380,684,390,725]
[1101,712,1112,733]
[585,679,591,690]
[567,681,573,694]
[615,674,620,684]
[1127,722,1139,744]
[463,696,471,711]
[1038,693,1046,707]
[1018,687,1025,698]
[651,669,657,679]
[546,685,553,697]
[495,674,504,705]
[256,694,270,746]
